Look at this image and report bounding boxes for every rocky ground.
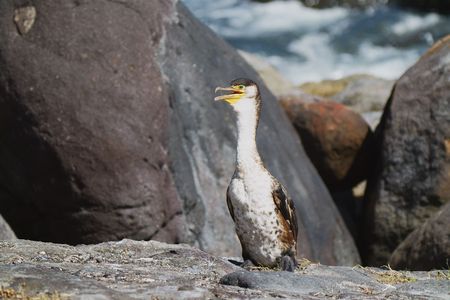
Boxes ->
[0,239,449,300]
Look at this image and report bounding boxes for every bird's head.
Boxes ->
[214,78,260,108]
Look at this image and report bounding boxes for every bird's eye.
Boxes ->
[239,85,245,89]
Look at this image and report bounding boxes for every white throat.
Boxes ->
[233,98,262,170]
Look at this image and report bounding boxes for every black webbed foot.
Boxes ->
[241,259,255,270]
[281,255,297,272]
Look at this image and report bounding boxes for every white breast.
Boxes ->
[228,166,285,266]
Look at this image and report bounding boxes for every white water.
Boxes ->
[183,0,449,84]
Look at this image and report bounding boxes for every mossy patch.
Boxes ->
[375,270,416,284]
[300,80,349,98]
[353,265,417,285]
[0,285,68,300]
[299,74,375,98]
[297,258,313,271]
[432,270,450,281]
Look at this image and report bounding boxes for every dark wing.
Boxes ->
[226,185,236,222]
[272,183,298,241]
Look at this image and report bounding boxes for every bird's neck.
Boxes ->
[235,100,262,170]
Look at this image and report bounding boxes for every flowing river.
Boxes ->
[182,0,450,84]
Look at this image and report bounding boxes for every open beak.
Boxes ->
[214,86,244,102]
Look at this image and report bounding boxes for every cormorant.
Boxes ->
[215,78,298,272]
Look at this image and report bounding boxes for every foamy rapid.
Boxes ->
[183,0,449,84]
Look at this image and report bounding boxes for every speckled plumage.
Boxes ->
[221,79,298,270]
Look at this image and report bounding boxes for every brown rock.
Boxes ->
[280,95,374,191]
[389,202,450,271]
[361,35,450,266]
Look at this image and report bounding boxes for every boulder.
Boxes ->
[0,239,240,299]
[0,0,183,245]
[361,35,450,266]
[280,96,374,191]
[0,239,448,299]
[0,214,16,240]
[0,0,359,265]
[389,202,450,271]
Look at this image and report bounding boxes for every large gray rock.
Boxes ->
[361,36,450,266]
[0,0,183,245]
[0,0,359,265]
[0,239,240,299]
[0,239,448,299]
[0,214,16,240]
[389,202,450,271]
[221,266,450,299]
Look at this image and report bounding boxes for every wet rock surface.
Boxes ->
[280,97,374,191]
[0,239,448,300]
[362,35,450,266]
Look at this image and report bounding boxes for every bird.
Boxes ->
[214,78,298,272]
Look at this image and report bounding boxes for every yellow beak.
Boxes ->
[214,86,244,104]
